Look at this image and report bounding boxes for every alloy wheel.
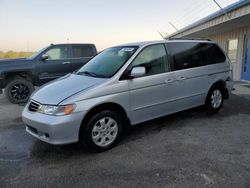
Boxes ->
[10,83,30,101]
[211,89,222,109]
[91,117,118,147]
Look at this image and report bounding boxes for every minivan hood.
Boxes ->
[32,74,107,105]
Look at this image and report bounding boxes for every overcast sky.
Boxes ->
[0,0,238,52]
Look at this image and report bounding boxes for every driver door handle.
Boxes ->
[62,61,71,64]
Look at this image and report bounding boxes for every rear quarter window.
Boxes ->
[72,45,95,58]
[200,43,226,65]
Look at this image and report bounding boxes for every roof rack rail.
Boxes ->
[167,37,211,41]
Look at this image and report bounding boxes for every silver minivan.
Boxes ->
[22,40,234,152]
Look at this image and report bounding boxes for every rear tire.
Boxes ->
[205,86,224,113]
[80,110,123,153]
[5,77,34,104]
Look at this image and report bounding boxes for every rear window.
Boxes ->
[201,43,226,65]
[72,45,95,58]
[165,42,226,71]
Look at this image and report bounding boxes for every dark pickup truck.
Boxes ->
[0,43,97,104]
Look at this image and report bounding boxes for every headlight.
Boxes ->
[37,104,76,116]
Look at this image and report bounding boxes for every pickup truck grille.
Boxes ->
[28,101,41,112]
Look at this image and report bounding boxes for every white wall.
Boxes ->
[209,26,250,81]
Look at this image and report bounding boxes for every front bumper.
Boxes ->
[22,105,85,145]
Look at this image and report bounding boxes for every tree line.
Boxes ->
[0,51,33,59]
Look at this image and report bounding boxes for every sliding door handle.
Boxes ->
[165,78,174,83]
[177,76,186,81]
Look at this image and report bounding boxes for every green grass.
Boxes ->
[0,51,33,59]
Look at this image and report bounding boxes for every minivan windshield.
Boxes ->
[77,46,138,78]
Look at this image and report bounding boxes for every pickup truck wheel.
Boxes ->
[5,77,34,104]
[80,110,123,153]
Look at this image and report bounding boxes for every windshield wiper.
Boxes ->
[77,71,98,77]
[77,71,108,78]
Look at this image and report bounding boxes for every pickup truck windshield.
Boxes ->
[77,46,138,78]
[29,46,48,59]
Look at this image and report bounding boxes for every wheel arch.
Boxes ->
[5,71,34,84]
[208,80,228,99]
[79,102,131,139]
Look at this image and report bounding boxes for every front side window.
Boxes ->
[131,44,169,76]
[44,46,70,60]
[72,45,95,58]
[77,46,138,78]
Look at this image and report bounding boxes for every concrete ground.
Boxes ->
[233,81,250,100]
[0,84,250,188]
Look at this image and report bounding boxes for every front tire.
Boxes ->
[80,110,123,153]
[5,77,34,104]
[206,86,224,113]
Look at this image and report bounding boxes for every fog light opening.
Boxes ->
[44,133,50,138]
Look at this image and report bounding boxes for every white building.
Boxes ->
[166,0,250,81]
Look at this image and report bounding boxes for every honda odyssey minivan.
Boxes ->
[22,39,234,152]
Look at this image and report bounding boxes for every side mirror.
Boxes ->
[40,54,49,61]
[129,66,146,78]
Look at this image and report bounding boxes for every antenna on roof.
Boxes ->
[212,0,231,19]
[169,22,178,31]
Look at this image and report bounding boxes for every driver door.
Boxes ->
[37,45,71,84]
[127,44,177,125]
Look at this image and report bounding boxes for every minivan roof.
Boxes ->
[116,39,215,48]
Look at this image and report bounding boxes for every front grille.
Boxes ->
[28,101,40,112]
[26,125,38,134]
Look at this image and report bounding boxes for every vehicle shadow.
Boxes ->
[28,107,211,162]
[0,93,10,105]
[0,93,26,106]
